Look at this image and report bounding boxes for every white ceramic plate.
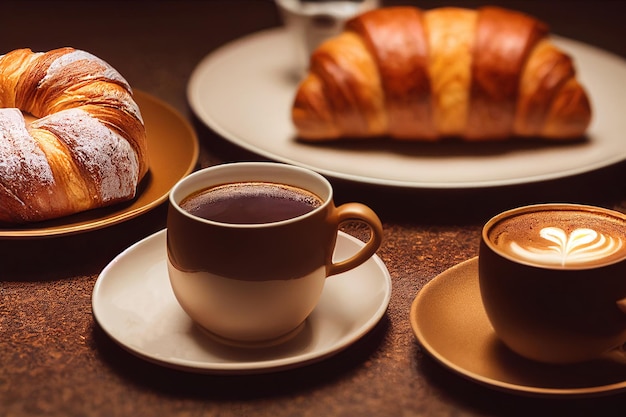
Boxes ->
[410,257,626,397]
[188,28,626,189]
[92,229,392,374]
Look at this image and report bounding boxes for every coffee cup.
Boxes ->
[275,0,379,77]
[166,162,383,347]
[479,203,626,364]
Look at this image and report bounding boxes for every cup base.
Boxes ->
[196,321,307,349]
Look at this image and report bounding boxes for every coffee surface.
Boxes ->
[180,182,323,224]
[488,209,626,267]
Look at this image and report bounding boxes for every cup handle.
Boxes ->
[601,342,626,365]
[600,298,626,364]
[327,202,383,276]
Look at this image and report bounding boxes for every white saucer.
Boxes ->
[92,229,391,374]
[410,257,626,397]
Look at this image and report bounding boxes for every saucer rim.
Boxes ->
[92,229,392,374]
[410,257,626,398]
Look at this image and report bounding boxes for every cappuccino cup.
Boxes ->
[166,162,383,347]
[479,203,626,364]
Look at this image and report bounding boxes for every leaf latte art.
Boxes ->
[509,227,624,266]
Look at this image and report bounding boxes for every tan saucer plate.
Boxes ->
[410,257,626,398]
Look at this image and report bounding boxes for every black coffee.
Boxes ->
[180,181,323,224]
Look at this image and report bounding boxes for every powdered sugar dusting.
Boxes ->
[41,50,130,90]
[31,108,139,201]
[0,108,55,198]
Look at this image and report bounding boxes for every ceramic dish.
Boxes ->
[410,257,626,397]
[188,28,626,189]
[92,229,392,374]
[0,91,199,239]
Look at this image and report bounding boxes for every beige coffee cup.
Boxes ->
[166,162,383,347]
[479,203,626,364]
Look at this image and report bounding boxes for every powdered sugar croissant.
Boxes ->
[292,6,592,141]
[0,47,148,224]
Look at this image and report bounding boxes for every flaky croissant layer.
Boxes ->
[292,6,592,141]
[0,47,148,223]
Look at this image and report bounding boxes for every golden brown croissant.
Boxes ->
[0,47,149,224]
[292,6,592,141]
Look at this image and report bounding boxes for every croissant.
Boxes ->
[292,6,592,141]
[0,47,149,224]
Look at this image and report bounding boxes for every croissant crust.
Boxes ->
[0,47,148,224]
[292,6,592,141]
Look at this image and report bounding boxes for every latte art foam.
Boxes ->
[488,208,626,268]
[508,227,624,266]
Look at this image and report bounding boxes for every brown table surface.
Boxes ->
[2,1,626,416]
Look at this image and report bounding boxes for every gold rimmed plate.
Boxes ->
[410,257,626,398]
[0,90,199,239]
